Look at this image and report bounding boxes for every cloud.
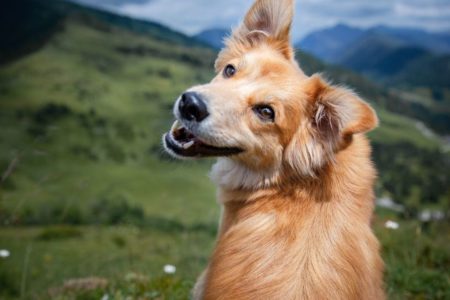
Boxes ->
[118,0,253,33]
[394,3,450,18]
[73,0,149,6]
[71,0,450,39]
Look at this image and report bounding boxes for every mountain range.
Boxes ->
[297,24,450,89]
[196,25,450,91]
[298,24,450,63]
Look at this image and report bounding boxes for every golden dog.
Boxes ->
[163,0,385,299]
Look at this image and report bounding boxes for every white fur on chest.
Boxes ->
[210,158,280,192]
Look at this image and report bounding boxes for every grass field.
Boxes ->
[1,218,449,299]
[1,1,449,299]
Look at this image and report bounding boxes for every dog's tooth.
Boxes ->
[182,141,195,149]
[170,120,180,132]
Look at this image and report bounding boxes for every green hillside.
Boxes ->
[1,0,207,64]
[296,25,450,135]
[336,35,450,134]
[0,4,220,297]
[0,0,449,299]
[0,8,219,224]
[393,54,450,90]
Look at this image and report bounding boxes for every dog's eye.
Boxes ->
[223,64,236,78]
[254,105,275,122]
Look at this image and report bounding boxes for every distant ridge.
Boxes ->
[297,24,364,63]
[296,24,450,89]
[0,0,209,64]
[297,24,450,64]
[194,28,230,49]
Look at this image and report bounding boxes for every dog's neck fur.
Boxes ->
[197,135,384,300]
[210,158,282,191]
[211,135,376,208]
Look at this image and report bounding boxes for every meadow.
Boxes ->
[0,1,449,299]
[0,215,449,299]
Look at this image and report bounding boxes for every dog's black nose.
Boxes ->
[179,92,209,122]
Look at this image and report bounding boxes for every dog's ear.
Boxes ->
[308,75,378,142]
[285,75,378,176]
[232,0,294,58]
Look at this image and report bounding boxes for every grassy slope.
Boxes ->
[0,18,219,223]
[0,6,448,300]
[0,16,220,298]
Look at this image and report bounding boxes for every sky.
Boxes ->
[72,0,450,40]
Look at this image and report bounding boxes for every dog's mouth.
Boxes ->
[163,121,243,158]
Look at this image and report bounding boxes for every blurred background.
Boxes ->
[0,0,449,299]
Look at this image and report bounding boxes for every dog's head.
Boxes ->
[163,0,378,181]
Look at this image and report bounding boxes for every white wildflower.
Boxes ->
[163,264,176,274]
[385,220,400,230]
[101,294,109,300]
[0,249,10,258]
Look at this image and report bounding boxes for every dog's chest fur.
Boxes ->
[197,136,385,300]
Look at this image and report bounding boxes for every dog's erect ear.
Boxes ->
[232,0,294,58]
[241,0,294,41]
[284,76,378,177]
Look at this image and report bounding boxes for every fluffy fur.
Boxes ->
[166,0,385,298]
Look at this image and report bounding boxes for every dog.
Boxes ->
[163,0,385,299]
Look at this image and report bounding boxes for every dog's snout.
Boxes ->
[179,92,209,122]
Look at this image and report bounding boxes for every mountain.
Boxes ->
[393,54,450,90]
[194,28,230,49]
[1,0,207,63]
[339,32,429,77]
[372,25,450,54]
[298,24,364,63]
[297,24,450,65]
[297,24,450,119]
[0,0,218,223]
